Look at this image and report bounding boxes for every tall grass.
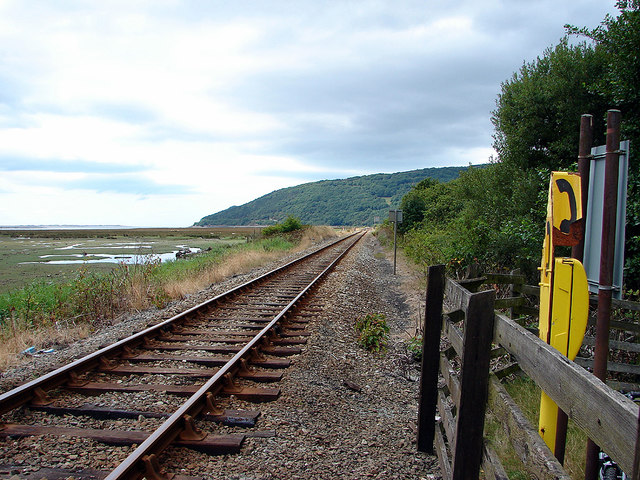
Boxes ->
[0,228,337,370]
[485,375,587,479]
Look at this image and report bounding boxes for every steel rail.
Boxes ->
[0,232,360,415]
[105,231,364,479]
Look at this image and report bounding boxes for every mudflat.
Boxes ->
[0,227,259,293]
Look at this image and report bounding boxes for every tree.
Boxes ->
[492,38,608,171]
[567,0,640,289]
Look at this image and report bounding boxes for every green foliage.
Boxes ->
[261,215,304,237]
[402,163,547,280]
[194,166,468,227]
[0,236,297,333]
[492,38,608,171]
[401,4,640,290]
[355,313,390,353]
[566,0,640,290]
[407,335,423,362]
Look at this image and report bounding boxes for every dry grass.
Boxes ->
[0,227,344,373]
[0,322,92,371]
[162,249,287,299]
[162,226,342,299]
[485,375,587,479]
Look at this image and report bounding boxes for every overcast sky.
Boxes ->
[0,1,619,227]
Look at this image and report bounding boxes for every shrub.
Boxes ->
[262,215,304,237]
[407,335,423,361]
[355,313,390,352]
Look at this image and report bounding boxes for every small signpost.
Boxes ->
[389,209,402,275]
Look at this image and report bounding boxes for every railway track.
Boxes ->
[0,231,365,479]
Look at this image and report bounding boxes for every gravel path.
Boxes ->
[0,232,440,480]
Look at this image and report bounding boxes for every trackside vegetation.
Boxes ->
[261,215,305,236]
[355,313,390,353]
[0,230,335,369]
[400,1,640,291]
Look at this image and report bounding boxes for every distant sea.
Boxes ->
[0,225,138,230]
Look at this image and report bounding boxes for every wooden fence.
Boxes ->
[500,273,640,390]
[417,265,640,480]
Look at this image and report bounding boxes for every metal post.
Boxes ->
[555,114,593,464]
[585,109,621,480]
[634,408,640,480]
[393,217,398,275]
[573,114,594,262]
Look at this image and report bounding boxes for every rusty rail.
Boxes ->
[0,231,365,479]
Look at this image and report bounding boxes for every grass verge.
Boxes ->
[0,226,339,371]
[485,375,587,479]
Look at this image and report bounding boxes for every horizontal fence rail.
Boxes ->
[418,266,640,480]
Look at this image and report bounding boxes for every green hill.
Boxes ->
[194,166,467,226]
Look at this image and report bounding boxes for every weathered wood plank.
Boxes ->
[485,273,526,285]
[456,277,486,293]
[586,316,640,334]
[515,284,540,296]
[607,380,640,392]
[487,375,569,479]
[512,305,539,318]
[481,441,509,480]
[495,297,526,309]
[575,357,640,375]
[439,353,461,408]
[445,278,474,313]
[435,422,453,480]
[443,316,464,358]
[418,264,445,453]
[437,389,455,446]
[582,335,640,353]
[494,312,639,474]
[451,289,495,480]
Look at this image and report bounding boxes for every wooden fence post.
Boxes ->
[417,264,445,453]
[451,288,495,480]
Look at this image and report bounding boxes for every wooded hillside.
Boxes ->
[194,166,466,226]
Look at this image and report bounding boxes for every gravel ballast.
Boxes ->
[0,232,440,479]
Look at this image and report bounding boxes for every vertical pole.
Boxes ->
[572,113,594,263]
[585,109,621,480]
[417,264,445,453]
[451,289,495,480]
[633,408,640,480]
[555,114,593,464]
[393,215,398,275]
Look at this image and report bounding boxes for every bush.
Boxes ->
[355,313,390,352]
[262,215,304,237]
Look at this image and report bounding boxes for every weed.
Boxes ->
[485,375,587,479]
[0,233,326,369]
[407,335,423,361]
[355,313,390,352]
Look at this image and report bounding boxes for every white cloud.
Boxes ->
[0,0,620,226]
